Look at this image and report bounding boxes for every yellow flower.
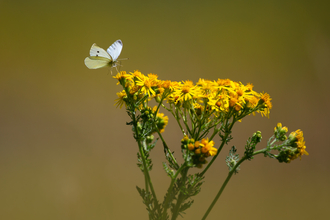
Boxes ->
[208,147,218,157]
[245,95,259,109]
[114,90,127,108]
[130,70,144,79]
[113,71,132,84]
[260,93,272,108]
[287,129,309,161]
[199,138,217,157]
[196,78,217,96]
[135,74,158,97]
[207,91,230,112]
[229,93,243,111]
[129,84,140,95]
[259,92,272,118]
[148,73,158,80]
[216,78,232,87]
[155,112,169,133]
[297,138,309,156]
[173,80,201,103]
[245,83,254,91]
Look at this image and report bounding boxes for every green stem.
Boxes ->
[171,167,189,220]
[208,121,223,141]
[132,112,158,207]
[200,135,225,176]
[140,140,149,192]
[187,106,196,135]
[201,155,246,220]
[171,192,185,220]
[162,164,186,219]
[200,120,235,176]
[169,106,186,135]
[139,140,157,200]
[155,129,178,169]
[153,95,166,119]
[201,146,272,220]
[179,108,192,136]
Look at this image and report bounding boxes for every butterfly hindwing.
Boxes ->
[84,56,111,69]
[107,40,123,61]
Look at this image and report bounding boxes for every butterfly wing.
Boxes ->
[90,43,112,60]
[84,56,111,69]
[107,40,123,61]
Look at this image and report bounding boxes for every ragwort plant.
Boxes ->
[111,70,308,220]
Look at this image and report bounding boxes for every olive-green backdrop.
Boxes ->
[1,0,329,219]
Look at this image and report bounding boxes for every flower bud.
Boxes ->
[252,131,262,143]
[155,95,161,103]
[188,143,195,151]
[195,149,201,155]
[274,123,288,140]
[146,135,154,144]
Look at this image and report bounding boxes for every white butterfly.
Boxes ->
[84,40,123,71]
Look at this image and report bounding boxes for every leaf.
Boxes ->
[179,200,194,213]
[163,162,175,178]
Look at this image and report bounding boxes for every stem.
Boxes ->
[179,108,192,136]
[201,146,273,220]
[132,112,158,207]
[171,167,189,220]
[200,119,235,176]
[171,193,185,220]
[161,164,186,219]
[208,121,222,141]
[201,155,246,220]
[155,129,178,168]
[152,98,179,168]
[188,106,196,136]
[140,140,149,192]
[169,106,186,135]
[200,134,226,176]
[153,95,166,119]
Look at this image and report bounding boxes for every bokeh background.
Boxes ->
[1,0,329,219]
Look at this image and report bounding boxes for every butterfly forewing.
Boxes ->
[90,43,111,60]
[107,40,123,61]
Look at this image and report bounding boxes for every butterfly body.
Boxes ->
[84,40,123,70]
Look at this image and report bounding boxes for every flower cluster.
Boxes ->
[154,108,169,133]
[181,136,218,168]
[114,70,275,167]
[286,129,309,160]
[274,123,309,163]
[114,70,272,118]
[274,122,288,141]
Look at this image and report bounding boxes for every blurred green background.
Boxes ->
[1,0,329,219]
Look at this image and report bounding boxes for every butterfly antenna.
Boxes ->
[118,58,129,61]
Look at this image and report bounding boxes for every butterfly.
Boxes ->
[84,39,123,72]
